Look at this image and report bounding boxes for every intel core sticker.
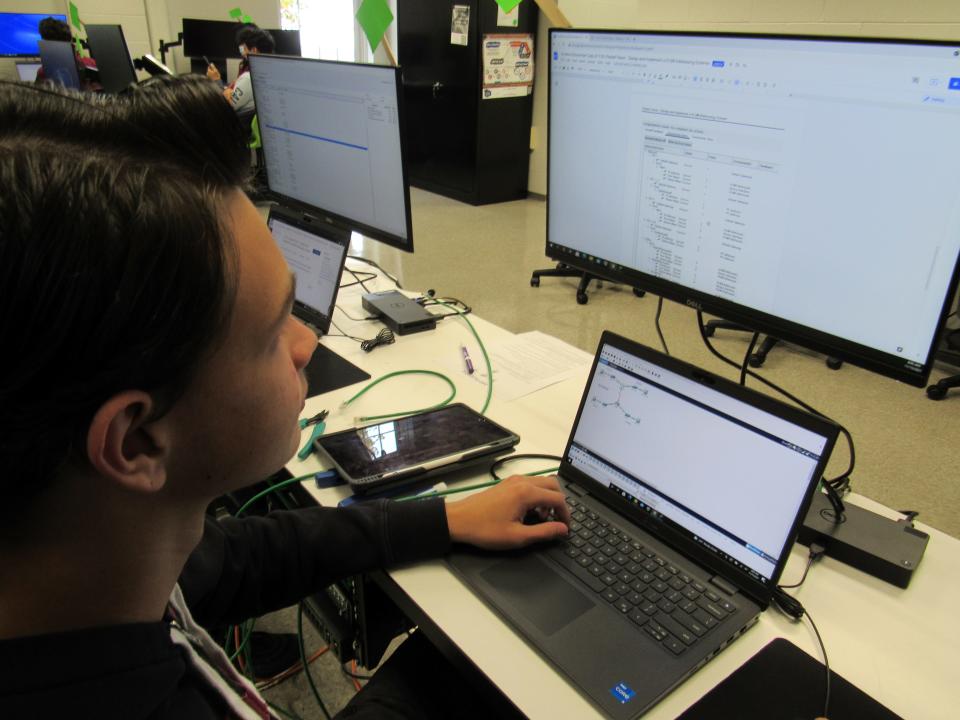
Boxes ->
[610,682,636,704]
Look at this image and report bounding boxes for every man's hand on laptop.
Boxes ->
[445,475,571,550]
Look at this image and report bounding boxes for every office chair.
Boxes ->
[530,263,645,305]
[703,319,844,370]
[926,327,960,399]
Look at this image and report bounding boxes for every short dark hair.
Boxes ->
[236,25,275,54]
[38,17,72,42]
[0,76,251,515]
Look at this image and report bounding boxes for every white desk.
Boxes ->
[289,265,960,719]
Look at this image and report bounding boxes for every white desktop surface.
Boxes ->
[288,264,960,719]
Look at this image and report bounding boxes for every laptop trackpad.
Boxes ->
[480,555,595,636]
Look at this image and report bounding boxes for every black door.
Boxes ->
[398,0,479,195]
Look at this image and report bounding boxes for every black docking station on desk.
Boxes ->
[362,290,437,335]
[798,491,929,588]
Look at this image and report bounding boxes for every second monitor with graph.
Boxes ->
[547,29,960,387]
[249,54,414,252]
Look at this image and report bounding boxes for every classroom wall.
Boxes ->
[528,0,960,195]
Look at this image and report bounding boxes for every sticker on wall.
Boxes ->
[451,5,470,46]
[497,4,520,28]
[481,34,534,99]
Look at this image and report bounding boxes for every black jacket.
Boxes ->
[0,498,451,718]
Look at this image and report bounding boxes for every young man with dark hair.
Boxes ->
[38,16,73,42]
[0,77,569,718]
[207,23,275,113]
[35,15,99,87]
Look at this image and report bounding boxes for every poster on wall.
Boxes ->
[450,5,470,46]
[481,34,534,99]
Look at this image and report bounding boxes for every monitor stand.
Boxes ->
[304,342,370,398]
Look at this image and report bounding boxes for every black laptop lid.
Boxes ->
[267,205,351,335]
[38,40,80,90]
[561,331,839,604]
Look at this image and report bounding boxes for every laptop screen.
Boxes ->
[267,210,349,334]
[568,341,830,583]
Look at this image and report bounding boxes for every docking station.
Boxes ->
[797,491,929,588]
[362,290,437,335]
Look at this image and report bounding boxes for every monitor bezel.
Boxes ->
[546,28,960,387]
[250,54,415,253]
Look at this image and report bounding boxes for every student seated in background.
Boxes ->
[34,16,99,90]
[207,24,275,113]
[0,76,569,718]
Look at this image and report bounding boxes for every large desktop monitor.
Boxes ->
[182,18,239,59]
[85,25,137,94]
[181,18,300,59]
[249,54,414,252]
[270,29,301,56]
[548,29,960,387]
[0,12,67,57]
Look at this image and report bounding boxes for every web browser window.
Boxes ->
[549,33,960,367]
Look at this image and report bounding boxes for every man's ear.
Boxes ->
[86,391,170,494]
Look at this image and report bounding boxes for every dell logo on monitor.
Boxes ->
[686,299,702,310]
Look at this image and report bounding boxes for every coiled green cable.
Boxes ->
[342,369,457,422]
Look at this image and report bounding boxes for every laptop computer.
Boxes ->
[15,61,41,82]
[447,330,839,718]
[266,205,370,396]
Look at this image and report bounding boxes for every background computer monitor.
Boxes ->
[181,18,239,59]
[547,29,960,387]
[181,18,300,59]
[0,12,67,57]
[15,61,41,81]
[85,25,137,93]
[38,39,80,90]
[249,55,415,252]
[270,29,301,56]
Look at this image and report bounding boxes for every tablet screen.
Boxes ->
[316,404,517,481]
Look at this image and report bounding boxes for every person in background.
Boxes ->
[206,24,275,114]
[34,16,99,90]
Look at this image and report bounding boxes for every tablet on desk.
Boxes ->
[314,403,519,494]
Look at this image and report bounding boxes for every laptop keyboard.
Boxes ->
[548,495,739,656]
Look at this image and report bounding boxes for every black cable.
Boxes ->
[771,589,830,718]
[347,255,403,289]
[341,662,374,681]
[360,328,395,353]
[344,267,374,293]
[655,296,670,356]
[335,305,380,322]
[778,541,826,589]
[327,318,367,343]
[740,331,760,386]
[328,319,395,353]
[418,294,472,319]
[806,606,831,719]
[297,603,333,720]
[489,454,564,481]
[696,311,855,493]
[339,270,377,289]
